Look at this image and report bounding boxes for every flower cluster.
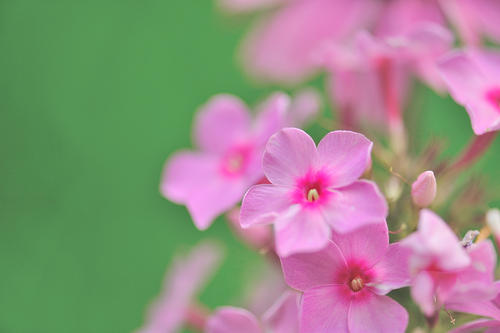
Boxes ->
[139,0,500,332]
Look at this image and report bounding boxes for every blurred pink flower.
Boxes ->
[217,0,285,13]
[402,210,499,316]
[281,223,410,333]
[206,291,300,333]
[438,49,500,135]
[240,0,377,84]
[411,170,437,208]
[240,128,388,256]
[161,91,319,230]
[137,241,223,333]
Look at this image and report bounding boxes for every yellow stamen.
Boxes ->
[350,276,364,292]
[307,188,319,202]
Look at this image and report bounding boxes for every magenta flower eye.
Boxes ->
[486,88,500,112]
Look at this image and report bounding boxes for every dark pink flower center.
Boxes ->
[338,260,375,294]
[220,144,254,177]
[292,170,331,207]
[486,88,500,113]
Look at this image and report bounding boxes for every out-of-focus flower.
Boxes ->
[438,49,500,135]
[281,223,410,333]
[137,241,223,333]
[402,210,499,316]
[240,128,387,256]
[217,0,285,13]
[411,170,437,208]
[206,291,300,333]
[450,318,500,333]
[161,91,318,230]
[240,0,377,84]
[439,0,500,47]
[323,23,452,131]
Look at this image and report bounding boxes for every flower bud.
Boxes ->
[411,171,437,208]
[486,208,500,244]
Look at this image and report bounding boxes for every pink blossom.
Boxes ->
[402,209,499,316]
[411,170,437,208]
[161,92,318,230]
[487,208,500,247]
[240,128,388,256]
[206,291,299,333]
[438,49,500,135]
[137,241,223,333]
[240,0,377,84]
[281,223,410,333]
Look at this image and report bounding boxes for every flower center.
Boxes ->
[226,154,243,173]
[307,188,320,202]
[486,88,500,113]
[349,276,364,292]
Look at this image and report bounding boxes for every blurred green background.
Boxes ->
[0,1,499,332]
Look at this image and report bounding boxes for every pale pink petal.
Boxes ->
[322,180,388,233]
[263,128,318,186]
[411,271,436,316]
[403,209,470,271]
[317,131,373,188]
[300,285,351,333]
[241,0,377,84]
[330,221,388,269]
[186,177,249,230]
[253,93,290,146]
[411,170,437,208]
[280,240,347,291]
[450,319,500,333]
[226,207,273,250]
[138,242,223,333]
[438,51,500,135]
[287,88,321,127]
[274,207,331,257]
[262,291,300,333]
[240,184,292,228]
[194,95,251,153]
[161,151,219,203]
[376,0,444,37]
[348,293,408,333]
[371,243,411,294]
[446,299,500,321]
[206,307,262,333]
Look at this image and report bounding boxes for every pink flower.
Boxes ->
[240,0,377,84]
[206,291,300,333]
[137,241,223,333]
[280,223,410,333]
[402,209,499,316]
[438,49,500,135]
[411,170,437,208]
[240,128,388,256]
[161,92,319,230]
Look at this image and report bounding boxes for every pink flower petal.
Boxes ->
[322,180,388,233]
[300,285,351,333]
[206,307,262,333]
[240,0,375,84]
[280,240,347,291]
[138,242,223,333]
[194,94,252,154]
[329,221,389,269]
[450,319,500,333]
[186,177,250,230]
[287,88,321,127]
[240,184,292,228]
[253,93,290,147]
[446,299,500,322]
[274,207,331,257]
[411,271,437,316]
[316,130,373,188]
[348,293,408,333]
[262,291,300,333]
[371,243,411,295]
[263,128,318,186]
[161,151,219,203]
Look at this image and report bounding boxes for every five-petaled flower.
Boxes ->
[281,223,410,333]
[240,128,388,256]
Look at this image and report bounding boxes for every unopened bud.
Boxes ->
[411,171,437,208]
